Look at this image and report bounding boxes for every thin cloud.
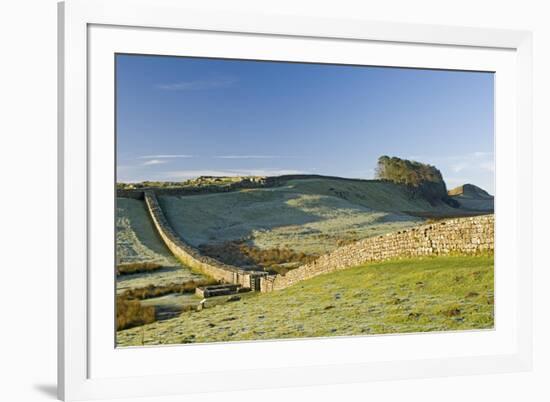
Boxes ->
[449,152,494,173]
[214,155,287,159]
[472,151,492,158]
[479,161,495,172]
[156,77,237,91]
[138,154,194,159]
[415,151,494,163]
[164,168,308,180]
[409,151,494,193]
[142,159,167,166]
[451,163,468,173]
[417,151,494,173]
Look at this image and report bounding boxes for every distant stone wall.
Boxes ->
[260,215,494,292]
[143,191,265,288]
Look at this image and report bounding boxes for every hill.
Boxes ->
[158,176,475,262]
[448,184,494,211]
[115,175,495,338]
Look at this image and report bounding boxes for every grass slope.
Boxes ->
[116,255,494,346]
[116,198,179,265]
[158,178,451,255]
[116,198,205,293]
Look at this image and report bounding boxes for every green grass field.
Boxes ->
[116,254,494,346]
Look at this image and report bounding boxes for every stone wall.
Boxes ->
[142,188,493,293]
[260,215,494,292]
[143,191,265,288]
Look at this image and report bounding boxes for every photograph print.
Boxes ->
[115,54,494,347]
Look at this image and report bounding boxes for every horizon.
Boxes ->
[117,171,493,196]
[116,54,495,193]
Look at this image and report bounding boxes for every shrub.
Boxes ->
[116,261,163,276]
[198,240,317,273]
[116,296,156,330]
[121,278,218,300]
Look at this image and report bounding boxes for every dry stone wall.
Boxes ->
[260,215,494,292]
[143,191,264,288]
[142,189,493,293]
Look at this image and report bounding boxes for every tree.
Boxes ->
[375,155,456,206]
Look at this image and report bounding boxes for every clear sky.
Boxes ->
[116,54,495,194]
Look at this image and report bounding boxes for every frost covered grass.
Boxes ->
[116,254,494,346]
[116,198,205,294]
[158,178,437,256]
[116,197,180,265]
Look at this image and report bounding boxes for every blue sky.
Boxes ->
[116,54,494,193]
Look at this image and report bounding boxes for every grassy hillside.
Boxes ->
[158,178,461,256]
[116,198,205,293]
[116,254,494,346]
[116,198,179,265]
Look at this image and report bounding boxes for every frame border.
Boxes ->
[58,0,533,400]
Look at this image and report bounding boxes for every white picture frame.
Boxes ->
[58,0,533,400]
